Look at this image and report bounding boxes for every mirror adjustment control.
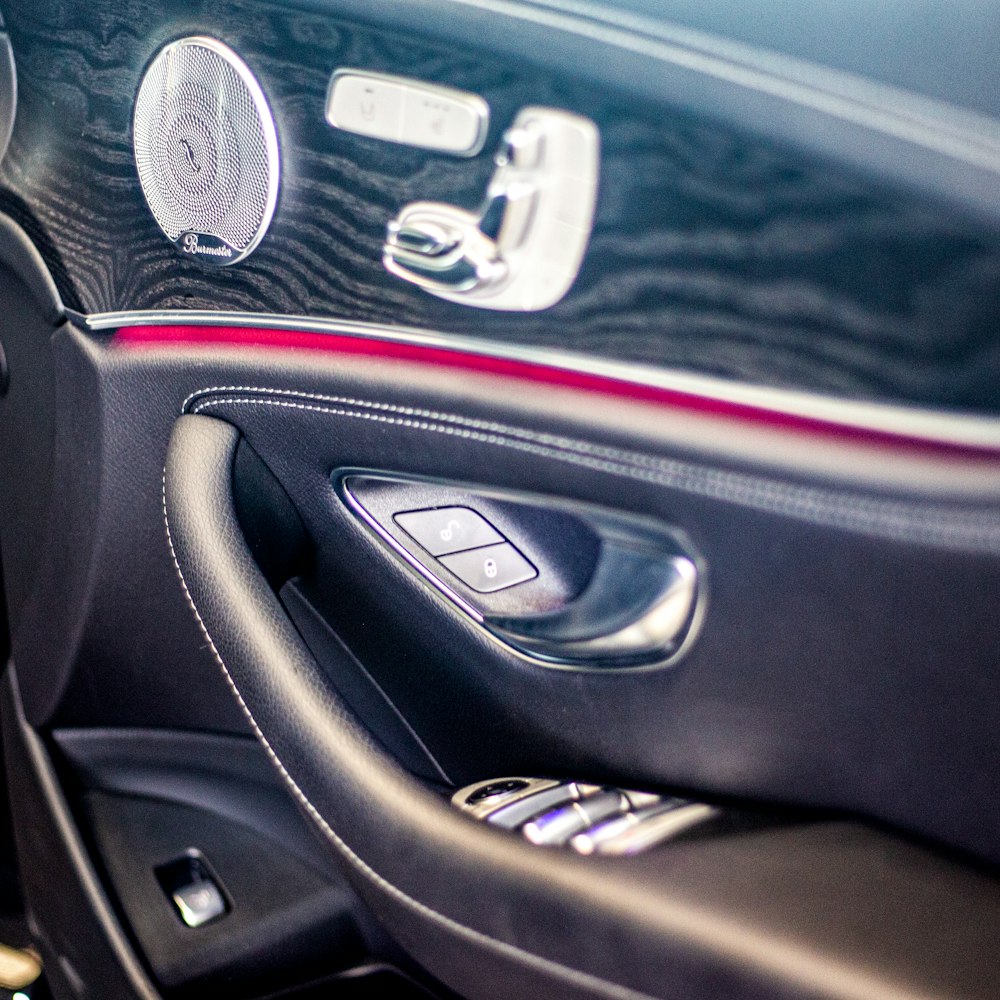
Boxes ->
[394,506,503,556]
[439,541,537,593]
[465,778,531,804]
[456,777,561,820]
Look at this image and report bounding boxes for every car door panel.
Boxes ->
[0,0,998,998]
[159,399,1000,1000]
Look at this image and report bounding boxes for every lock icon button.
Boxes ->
[439,542,537,593]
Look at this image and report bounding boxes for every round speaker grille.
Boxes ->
[133,37,280,265]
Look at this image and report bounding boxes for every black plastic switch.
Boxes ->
[394,506,503,556]
[439,542,537,593]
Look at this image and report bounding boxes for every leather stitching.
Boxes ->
[161,471,658,1000]
[185,388,1000,554]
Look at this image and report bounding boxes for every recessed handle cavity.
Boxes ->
[488,548,698,665]
[342,474,703,670]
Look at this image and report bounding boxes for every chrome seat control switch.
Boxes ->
[384,107,600,311]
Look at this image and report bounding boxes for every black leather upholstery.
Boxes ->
[162,405,1000,1000]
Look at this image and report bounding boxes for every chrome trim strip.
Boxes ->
[82,308,1000,450]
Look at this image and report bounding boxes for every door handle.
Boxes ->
[383,106,599,311]
[488,546,699,665]
[342,475,702,669]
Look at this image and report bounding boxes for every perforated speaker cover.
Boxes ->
[133,37,279,266]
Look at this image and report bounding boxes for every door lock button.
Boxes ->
[394,506,503,556]
[439,541,537,593]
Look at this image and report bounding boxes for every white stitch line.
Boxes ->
[160,468,657,1000]
[184,385,1000,501]
[183,384,693,469]
[189,393,1000,553]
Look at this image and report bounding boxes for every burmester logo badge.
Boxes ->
[180,232,234,258]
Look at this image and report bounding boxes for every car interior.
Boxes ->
[0,1,998,998]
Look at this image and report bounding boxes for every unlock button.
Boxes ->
[439,542,537,593]
[394,506,503,556]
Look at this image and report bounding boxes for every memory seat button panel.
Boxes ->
[453,777,719,856]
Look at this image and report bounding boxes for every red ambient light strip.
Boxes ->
[113,323,998,457]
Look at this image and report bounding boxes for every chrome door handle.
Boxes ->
[487,547,700,666]
[383,106,599,311]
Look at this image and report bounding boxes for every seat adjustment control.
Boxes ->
[384,106,599,311]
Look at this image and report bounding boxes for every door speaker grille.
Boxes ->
[133,37,280,265]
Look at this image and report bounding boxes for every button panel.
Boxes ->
[394,506,503,556]
[439,541,537,593]
[326,72,404,144]
[392,504,538,593]
[453,777,718,856]
[327,70,489,156]
[522,791,629,846]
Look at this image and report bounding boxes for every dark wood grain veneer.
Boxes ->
[1,0,999,411]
